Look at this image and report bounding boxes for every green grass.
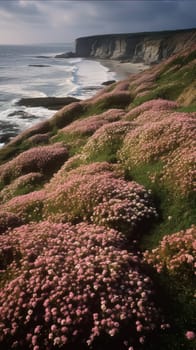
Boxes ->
[85,145,118,163]
[176,105,196,112]
[142,267,196,350]
[52,131,89,157]
[86,93,131,116]
[0,140,31,165]
[122,160,196,350]
[156,49,196,77]
[128,50,196,110]
[123,161,195,249]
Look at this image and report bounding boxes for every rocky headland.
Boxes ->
[75,28,196,64]
[0,36,195,350]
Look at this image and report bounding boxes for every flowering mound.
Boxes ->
[44,169,157,235]
[0,172,43,203]
[112,81,130,92]
[50,102,84,129]
[46,161,118,191]
[28,133,50,145]
[144,226,196,277]
[119,112,196,196]
[61,109,125,136]
[6,120,51,149]
[82,121,134,162]
[0,144,68,187]
[129,109,170,125]
[0,222,166,349]
[161,146,196,195]
[90,91,132,110]
[1,190,46,223]
[119,112,195,166]
[0,211,22,234]
[125,99,178,120]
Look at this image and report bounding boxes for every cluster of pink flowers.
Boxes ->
[131,82,157,96]
[61,109,125,136]
[82,121,133,161]
[44,165,157,234]
[125,99,178,120]
[185,330,195,340]
[28,133,50,145]
[129,71,158,90]
[161,146,196,195]
[144,226,196,275]
[91,185,157,234]
[46,161,118,191]
[51,102,84,129]
[112,80,130,92]
[120,113,195,166]
[133,109,171,125]
[0,211,22,234]
[1,190,46,223]
[7,120,50,148]
[0,144,68,186]
[0,221,166,349]
[0,172,43,203]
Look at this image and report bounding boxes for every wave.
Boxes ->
[0,51,117,145]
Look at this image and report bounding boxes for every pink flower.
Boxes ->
[185,331,195,340]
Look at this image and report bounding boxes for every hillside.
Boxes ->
[0,44,195,350]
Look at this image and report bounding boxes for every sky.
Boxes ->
[0,0,196,45]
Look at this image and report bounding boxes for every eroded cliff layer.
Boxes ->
[75,28,196,64]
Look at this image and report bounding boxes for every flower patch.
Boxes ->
[0,221,167,349]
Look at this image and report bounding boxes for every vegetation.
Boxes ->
[0,46,195,350]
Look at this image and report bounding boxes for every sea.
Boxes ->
[0,43,117,147]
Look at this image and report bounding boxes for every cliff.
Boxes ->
[75,28,196,64]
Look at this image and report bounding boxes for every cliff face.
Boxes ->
[75,28,196,64]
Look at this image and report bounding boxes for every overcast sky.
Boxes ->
[0,0,196,45]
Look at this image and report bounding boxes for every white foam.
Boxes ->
[0,105,55,132]
[67,59,116,99]
[25,107,56,119]
[0,84,48,98]
[0,55,118,141]
[76,59,116,86]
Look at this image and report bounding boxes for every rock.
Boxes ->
[8,110,37,120]
[0,121,20,144]
[35,56,51,59]
[28,64,51,67]
[102,80,116,86]
[16,96,81,110]
[55,51,76,58]
[0,132,17,144]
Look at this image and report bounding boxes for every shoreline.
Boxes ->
[0,58,150,148]
[97,59,150,80]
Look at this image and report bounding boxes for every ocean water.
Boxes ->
[0,43,116,147]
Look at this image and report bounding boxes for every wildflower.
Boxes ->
[185,331,195,340]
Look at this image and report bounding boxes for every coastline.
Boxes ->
[97,59,150,80]
[0,55,150,148]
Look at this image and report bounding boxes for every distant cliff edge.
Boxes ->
[75,28,196,64]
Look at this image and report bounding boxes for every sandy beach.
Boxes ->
[98,59,150,80]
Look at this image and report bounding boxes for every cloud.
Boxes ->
[0,0,195,44]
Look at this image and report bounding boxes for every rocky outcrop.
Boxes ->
[55,51,76,58]
[17,96,80,110]
[75,28,196,64]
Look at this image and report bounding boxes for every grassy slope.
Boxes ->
[0,46,195,350]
